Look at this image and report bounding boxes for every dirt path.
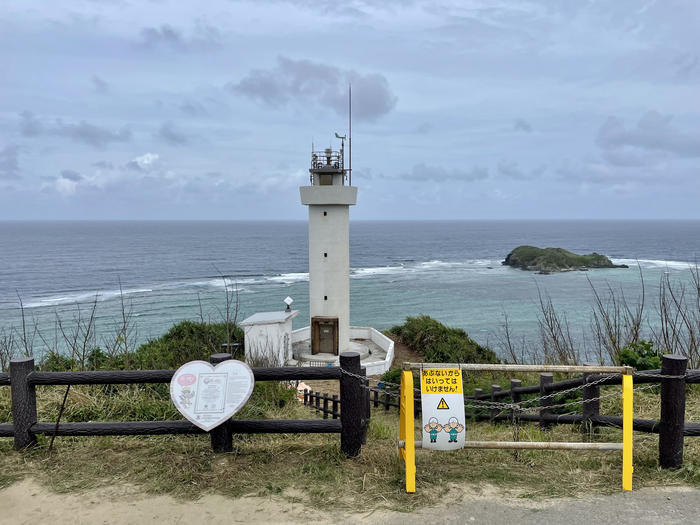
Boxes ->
[2,480,698,525]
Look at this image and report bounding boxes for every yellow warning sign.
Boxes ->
[420,368,463,394]
[437,398,449,410]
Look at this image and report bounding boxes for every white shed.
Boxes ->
[239,310,299,367]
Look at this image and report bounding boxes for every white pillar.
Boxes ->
[300,186,357,353]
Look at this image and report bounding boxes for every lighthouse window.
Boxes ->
[324,252,327,258]
[324,295,328,301]
[323,211,327,216]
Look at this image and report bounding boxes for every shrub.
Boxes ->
[388,315,498,364]
[380,368,402,386]
[616,340,662,370]
[132,320,243,370]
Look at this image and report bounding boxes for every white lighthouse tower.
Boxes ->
[240,122,394,373]
[300,141,356,355]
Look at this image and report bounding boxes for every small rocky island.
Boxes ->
[503,245,628,274]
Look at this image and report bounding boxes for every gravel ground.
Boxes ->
[2,480,698,525]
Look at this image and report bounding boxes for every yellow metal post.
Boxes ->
[622,373,633,491]
[399,370,416,493]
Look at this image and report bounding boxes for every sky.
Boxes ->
[1,0,699,220]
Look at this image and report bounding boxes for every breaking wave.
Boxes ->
[27,257,693,309]
[611,258,696,271]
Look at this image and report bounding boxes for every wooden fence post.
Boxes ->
[473,388,483,417]
[539,373,553,430]
[332,394,339,419]
[582,363,600,435]
[510,379,522,423]
[373,389,379,408]
[209,353,233,453]
[490,385,501,422]
[340,352,363,457]
[315,391,321,414]
[10,357,38,450]
[384,391,390,411]
[322,393,329,420]
[659,354,687,469]
[304,388,309,406]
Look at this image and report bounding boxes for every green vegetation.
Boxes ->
[503,245,628,273]
[38,320,244,372]
[616,340,663,371]
[387,315,499,364]
[131,320,243,370]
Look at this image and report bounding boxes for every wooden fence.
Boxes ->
[304,355,700,469]
[0,352,368,457]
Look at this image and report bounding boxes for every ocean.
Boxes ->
[1,220,698,359]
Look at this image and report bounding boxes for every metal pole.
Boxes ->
[399,369,415,493]
[348,83,352,186]
[622,374,633,490]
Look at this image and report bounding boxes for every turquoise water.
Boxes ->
[1,220,698,359]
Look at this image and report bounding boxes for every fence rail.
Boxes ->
[1,352,367,457]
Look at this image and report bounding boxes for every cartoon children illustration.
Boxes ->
[424,417,443,443]
[179,386,195,408]
[443,417,464,442]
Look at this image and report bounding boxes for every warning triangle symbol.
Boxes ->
[437,398,449,410]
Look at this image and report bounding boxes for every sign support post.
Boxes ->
[622,373,633,491]
[399,369,415,493]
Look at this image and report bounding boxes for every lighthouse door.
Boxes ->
[311,317,339,355]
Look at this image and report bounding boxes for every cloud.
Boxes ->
[156,121,188,145]
[179,100,208,117]
[514,118,532,133]
[60,169,82,181]
[125,152,159,171]
[497,161,545,180]
[91,74,109,94]
[415,122,432,134]
[596,111,700,159]
[92,160,114,169]
[401,163,489,182]
[19,111,131,148]
[19,111,43,137]
[0,145,20,179]
[138,22,221,52]
[229,56,397,121]
[497,161,525,179]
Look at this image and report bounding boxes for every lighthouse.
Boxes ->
[240,129,393,373]
[300,141,356,355]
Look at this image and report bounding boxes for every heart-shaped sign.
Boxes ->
[170,359,255,431]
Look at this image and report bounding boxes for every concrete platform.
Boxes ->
[288,326,395,375]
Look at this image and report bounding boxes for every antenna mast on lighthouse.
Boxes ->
[348,84,352,186]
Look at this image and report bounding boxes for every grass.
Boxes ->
[1,385,700,511]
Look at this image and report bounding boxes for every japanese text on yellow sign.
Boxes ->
[420,368,463,394]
